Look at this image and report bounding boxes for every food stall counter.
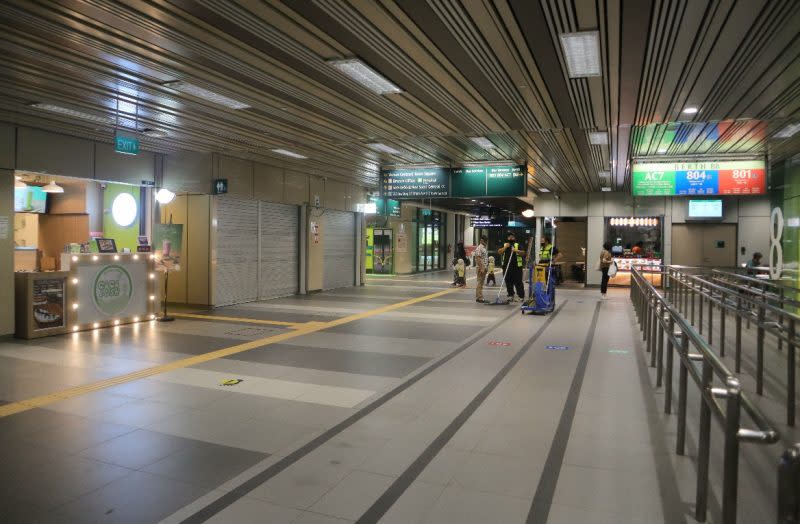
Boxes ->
[609,257,663,286]
[59,252,158,333]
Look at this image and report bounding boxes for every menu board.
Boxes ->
[381,168,449,199]
[452,165,526,198]
[632,160,766,196]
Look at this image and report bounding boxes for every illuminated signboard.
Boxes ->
[631,160,765,196]
[452,165,527,198]
[381,167,449,199]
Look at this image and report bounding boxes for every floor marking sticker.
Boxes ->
[608,349,630,354]
[220,379,244,386]
[488,341,511,347]
[545,345,570,351]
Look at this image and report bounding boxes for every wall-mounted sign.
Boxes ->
[368,197,401,217]
[632,160,766,196]
[212,179,228,195]
[452,165,526,197]
[114,133,140,155]
[381,167,449,199]
[471,216,506,228]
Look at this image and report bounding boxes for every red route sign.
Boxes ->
[488,341,511,347]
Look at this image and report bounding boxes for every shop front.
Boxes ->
[12,173,158,338]
[605,216,663,286]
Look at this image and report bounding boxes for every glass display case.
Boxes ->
[606,217,663,286]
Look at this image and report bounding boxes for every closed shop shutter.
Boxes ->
[259,202,299,299]
[214,197,259,306]
[323,210,355,290]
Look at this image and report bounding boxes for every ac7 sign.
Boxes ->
[632,160,765,196]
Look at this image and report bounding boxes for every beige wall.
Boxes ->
[0,170,14,335]
[159,194,211,305]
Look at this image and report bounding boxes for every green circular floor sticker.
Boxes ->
[93,265,133,316]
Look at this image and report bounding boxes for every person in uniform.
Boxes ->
[498,232,525,301]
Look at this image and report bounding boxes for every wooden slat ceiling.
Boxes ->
[0,0,797,191]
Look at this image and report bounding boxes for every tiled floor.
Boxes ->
[0,274,776,523]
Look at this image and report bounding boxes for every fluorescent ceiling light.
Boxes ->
[682,106,699,114]
[775,123,800,139]
[538,188,551,193]
[41,181,64,193]
[470,136,495,148]
[521,209,535,218]
[601,187,612,192]
[155,188,176,204]
[588,131,608,145]
[271,148,307,159]
[141,128,168,138]
[657,148,668,154]
[328,58,402,94]
[366,143,402,155]
[559,31,601,78]
[29,103,114,125]
[163,81,250,109]
[598,170,611,178]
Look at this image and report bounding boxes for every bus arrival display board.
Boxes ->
[632,160,765,196]
[452,165,526,197]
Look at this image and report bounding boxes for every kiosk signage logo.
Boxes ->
[92,265,133,316]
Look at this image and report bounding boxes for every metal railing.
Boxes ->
[710,269,800,313]
[779,444,800,524]
[664,266,800,426]
[630,266,779,523]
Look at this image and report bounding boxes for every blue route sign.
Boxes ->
[546,345,570,351]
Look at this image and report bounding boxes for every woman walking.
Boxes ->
[600,242,614,299]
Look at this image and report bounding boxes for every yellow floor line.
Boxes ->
[170,312,300,327]
[0,287,459,419]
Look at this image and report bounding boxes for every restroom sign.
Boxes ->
[212,179,228,195]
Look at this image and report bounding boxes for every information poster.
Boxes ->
[152,223,183,272]
[381,168,449,199]
[632,160,765,196]
[396,232,408,253]
[32,278,64,330]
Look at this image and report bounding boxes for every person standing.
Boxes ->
[498,232,525,301]
[600,241,614,299]
[473,235,489,303]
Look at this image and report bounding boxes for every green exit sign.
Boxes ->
[114,134,140,155]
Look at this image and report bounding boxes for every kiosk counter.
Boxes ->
[60,253,158,332]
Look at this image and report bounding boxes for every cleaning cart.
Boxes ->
[522,229,556,315]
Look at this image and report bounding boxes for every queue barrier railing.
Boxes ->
[630,265,779,524]
[664,266,800,426]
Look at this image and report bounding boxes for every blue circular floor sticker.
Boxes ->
[546,345,570,351]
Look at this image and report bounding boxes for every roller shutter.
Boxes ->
[259,202,299,299]
[323,210,355,290]
[214,197,259,306]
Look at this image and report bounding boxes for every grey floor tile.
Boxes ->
[379,480,446,524]
[79,429,198,469]
[142,441,267,488]
[1,455,132,510]
[292,511,353,524]
[145,408,254,444]
[220,418,320,454]
[205,496,301,524]
[54,470,210,523]
[0,408,85,442]
[226,345,430,378]
[24,417,136,454]
[416,448,470,486]
[422,484,530,524]
[449,452,543,499]
[309,470,395,521]
[44,391,135,418]
[95,398,183,427]
[325,319,478,342]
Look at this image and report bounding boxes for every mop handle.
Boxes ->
[496,243,516,300]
